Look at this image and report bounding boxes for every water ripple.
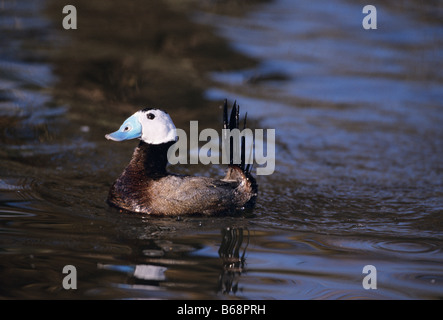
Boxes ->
[374,240,440,255]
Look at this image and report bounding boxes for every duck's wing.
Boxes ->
[148,175,240,215]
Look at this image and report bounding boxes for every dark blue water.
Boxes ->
[0,0,442,299]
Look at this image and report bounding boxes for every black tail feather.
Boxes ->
[228,100,238,131]
[229,101,236,165]
[241,112,248,171]
[222,99,251,174]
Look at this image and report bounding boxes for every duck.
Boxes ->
[105,100,257,216]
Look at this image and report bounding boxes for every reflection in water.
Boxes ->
[217,227,249,295]
[95,226,249,297]
[98,263,167,282]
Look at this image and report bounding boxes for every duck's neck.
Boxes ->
[125,140,175,177]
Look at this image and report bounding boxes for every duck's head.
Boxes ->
[105,108,177,144]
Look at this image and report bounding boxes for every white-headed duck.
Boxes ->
[105,100,257,216]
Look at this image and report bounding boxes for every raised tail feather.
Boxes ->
[222,99,253,174]
[222,99,257,208]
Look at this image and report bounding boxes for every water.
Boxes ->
[1,0,442,299]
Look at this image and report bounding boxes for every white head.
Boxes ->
[105,108,177,145]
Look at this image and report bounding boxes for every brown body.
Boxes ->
[107,141,257,215]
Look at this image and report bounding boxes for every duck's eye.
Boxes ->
[123,126,130,132]
[147,113,155,120]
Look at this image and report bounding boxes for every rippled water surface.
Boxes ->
[1,0,442,299]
